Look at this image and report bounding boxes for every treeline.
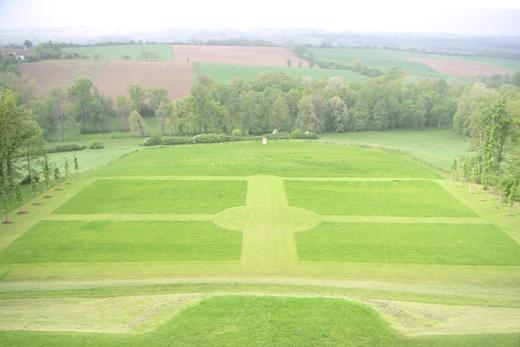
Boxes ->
[21,69,461,142]
[161,69,456,136]
[451,82,520,207]
[290,45,383,77]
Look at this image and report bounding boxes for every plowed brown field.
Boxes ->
[19,60,193,99]
[173,45,309,67]
[407,57,513,77]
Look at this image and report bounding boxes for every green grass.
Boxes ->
[319,129,469,171]
[285,180,476,217]
[194,62,369,83]
[97,141,439,178]
[0,221,241,263]
[0,296,518,346]
[297,223,520,265]
[54,179,246,214]
[311,48,446,77]
[63,44,173,61]
[310,48,520,78]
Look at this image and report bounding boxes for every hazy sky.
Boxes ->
[1,0,520,35]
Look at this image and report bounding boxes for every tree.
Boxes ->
[0,176,11,223]
[127,84,147,114]
[42,157,50,191]
[68,78,107,133]
[14,181,27,214]
[327,96,351,132]
[286,59,292,68]
[148,88,169,114]
[269,95,291,132]
[295,96,319,132]
[64,159,70,179]
[74,155,79,175]
[128,110,149,137]
[0,71,36,105]
[116,96,131,131]
[33,87,76,141]
[0,88,41,183]
[24,40,33,50]
[155,102,171,136]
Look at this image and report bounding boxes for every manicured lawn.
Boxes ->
[97,142,439,178]
[0,296,518,346]
[285,180,476,217]
[296,223,520,265]
[319,129,469,171]
[54,179,246,214]
[63,44,173,61]
[0,221,242,263]
[194,62,369,83]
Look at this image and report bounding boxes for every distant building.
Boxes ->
[0,48,29,61]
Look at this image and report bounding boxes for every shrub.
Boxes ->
[160,136,194,145]
[144,134,250,147]
[231,128,242,136]
[290,129,318,139]
[193,133,227,143]
[88,141,104,149]
[46,143,85,153]
[143,136,162,146]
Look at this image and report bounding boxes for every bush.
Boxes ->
[159,136,194,145]
[88,141,104,149]
[193,133,227,143]
[150,134,248,146]
[231,128,242,136]
[46,143,85,153]
[143,136,162,146]
[290,129,318,139]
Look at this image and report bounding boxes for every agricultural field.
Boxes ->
[19,59,193,99]
[173,44,308,67]
[194,62,369,83]
[311,47,520,78]
[63,44,174,61]
[0,140,519,345]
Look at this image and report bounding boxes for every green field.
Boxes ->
[285,180,476,217]
[297,223,520,265]
[55,179,246,214]
[0,221,242,263]
[63,44,173,61]
[1,139,519,344]
[319,129,470,171]
[97,141,438,178]
[310,48,520,78]
[194,62,369,83]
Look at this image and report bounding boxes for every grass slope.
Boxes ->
[54,179,246,214]
[63,44,173,61]
[0,221,242,263]
[97,141,439,178]
[285,180,476,217]
[194,62,369,83]
[297,223,520,265]
[319,129,469,171]
[0,296,518,346]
